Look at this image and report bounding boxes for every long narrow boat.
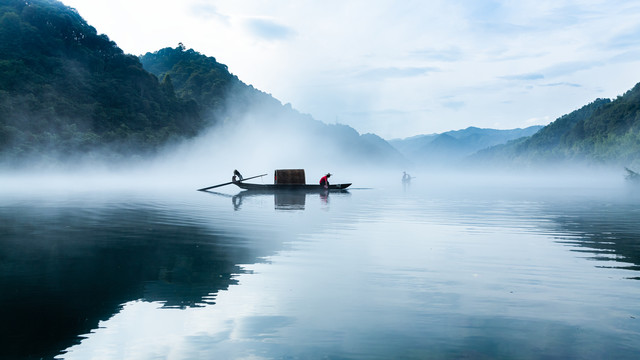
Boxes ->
[234,169,351,192]
[234,182,351,191]
[197,169,352,192]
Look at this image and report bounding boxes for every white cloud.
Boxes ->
[500,73,545,81]
[188,3,230,24]
[354,67,440,81]
[244,17,296,41]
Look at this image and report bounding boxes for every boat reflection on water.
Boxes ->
[274,191,306,210]
[231,189,349,210]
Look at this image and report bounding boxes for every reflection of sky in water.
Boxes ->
[1,184,639,359]
[58,187,640,359]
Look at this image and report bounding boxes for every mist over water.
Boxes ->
[2,92,631,196]
[2,151,628,200]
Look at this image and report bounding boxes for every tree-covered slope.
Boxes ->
[0,0,201,162]
[140,46,409,169]
[140,44,238,112]
[140,45,287,125]
[474,84,640,168]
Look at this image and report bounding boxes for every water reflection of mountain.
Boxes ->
[0,206,269,360]
[549,202,640,278]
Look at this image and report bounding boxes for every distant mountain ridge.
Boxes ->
[389,126,543,165]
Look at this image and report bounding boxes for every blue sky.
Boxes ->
[63,0,640,139]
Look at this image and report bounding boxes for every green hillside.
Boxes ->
[141,44,236,112]
[0,0,202,162]
[140,46,409,168]
[474,84,640,168]
[140,45,286,124]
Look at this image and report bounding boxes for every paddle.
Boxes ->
[197,173,267,191]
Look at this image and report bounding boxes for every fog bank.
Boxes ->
[1,103,634,195]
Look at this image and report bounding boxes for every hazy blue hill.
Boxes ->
[390,126,542,165]
[447,126,543,146]
[388,134,437,157]
[473,84,640,168]
[359,132,408,164]
[422,133,466,154]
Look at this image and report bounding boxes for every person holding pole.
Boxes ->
[233,169,244,182]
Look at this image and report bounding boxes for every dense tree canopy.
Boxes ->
[140,46,287,122]
[474,84,640,168]
[0,0,201,163]
[141,46,233,110]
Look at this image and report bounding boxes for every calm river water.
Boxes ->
[1,179,639,359]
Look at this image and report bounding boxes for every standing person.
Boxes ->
[319,173,331,189]
[402,171,411,182]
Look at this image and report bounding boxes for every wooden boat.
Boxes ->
[234,182,351,191]
[197,169,351,192]
[235,169,351,191]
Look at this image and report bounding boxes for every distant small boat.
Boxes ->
[625,167,640,183]
[234,169,351,191]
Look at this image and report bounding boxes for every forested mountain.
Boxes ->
[473,84,640,168]
[0,0,203,163]
[140,46,408,169]
[389,126,542,166]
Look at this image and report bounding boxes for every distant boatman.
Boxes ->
[319,173,331,189]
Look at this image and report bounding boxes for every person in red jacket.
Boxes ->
[319,173,331,189]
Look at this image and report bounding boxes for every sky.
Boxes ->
[62,0,640,139]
